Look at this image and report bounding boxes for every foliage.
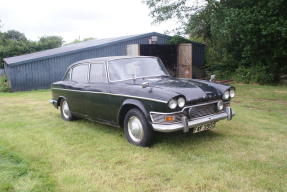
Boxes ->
[0,86,286,191]
[144,0,287,84]
[65,37,94,45]
[37,36,63,50]
[0,75,10,92]
[168,35,192,44]
[0,28,63,68]
[0,146,56,192]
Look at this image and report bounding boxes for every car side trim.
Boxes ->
[51,88,168,103]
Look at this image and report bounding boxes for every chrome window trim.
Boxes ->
[69,69,72,81]
[63,68,72,81]
[87,64,91,82]
[51,88,167,103]
[70,62,90,83]
[106,60,111,83]
[105,61,109,84]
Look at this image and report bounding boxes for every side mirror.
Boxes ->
[210,74,216,82]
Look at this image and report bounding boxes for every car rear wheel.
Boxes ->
[60,99,74,121]
[124,108,153,147]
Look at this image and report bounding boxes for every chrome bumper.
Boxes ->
[49,99,58,108]
[152,107,235,133]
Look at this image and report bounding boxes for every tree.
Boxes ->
[37,36,63,50]
[0,28,64,68]
[3,30,27,41]
[144,0,287,83]
[65,37,94,45]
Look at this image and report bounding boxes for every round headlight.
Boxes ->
[178,97,185,108]
[217,100,223,111]
[222,91,230,100]
[168,99,177,109]
[230,89,235,98]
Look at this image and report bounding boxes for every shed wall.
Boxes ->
[6,35,170,91]
[0,69,4,76]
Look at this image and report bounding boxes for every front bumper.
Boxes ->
[152,107,235,133]
[49,99,58,108]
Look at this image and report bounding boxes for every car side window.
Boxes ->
[90,63,107,83]
[71,64,89,83]
[64,69,71,81]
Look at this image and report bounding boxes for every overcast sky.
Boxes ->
[0,0,178,43]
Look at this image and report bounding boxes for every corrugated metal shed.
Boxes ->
[0,69,4,76]
[4,32,171,91]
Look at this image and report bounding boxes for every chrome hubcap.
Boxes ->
[62,100,71,119]
[128,116,144,143]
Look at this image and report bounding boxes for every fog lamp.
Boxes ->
[217,100,224,111]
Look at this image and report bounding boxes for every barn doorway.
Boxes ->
[127,43,205,79]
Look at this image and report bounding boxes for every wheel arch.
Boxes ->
[118,99,149,128]
[56,96,67,108]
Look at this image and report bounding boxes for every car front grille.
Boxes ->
[187,102,218,119]
[150,100,224,124]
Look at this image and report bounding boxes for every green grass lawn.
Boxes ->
[0,84,286,192]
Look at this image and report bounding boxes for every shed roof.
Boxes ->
[4,32,170,65]
[71,56,156,64]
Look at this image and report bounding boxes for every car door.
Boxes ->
[84,62,111,121]
[67,63,90,116]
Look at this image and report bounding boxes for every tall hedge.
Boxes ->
[145,0,287,84]
[0,29,63,68]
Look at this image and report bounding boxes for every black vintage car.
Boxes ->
[50,56,235,146]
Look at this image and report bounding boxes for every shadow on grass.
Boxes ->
[75,118,124,135]
[75,118,224,148]
[155,129,223,146]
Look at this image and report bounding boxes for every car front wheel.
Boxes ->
[124,108,153,147]
[60,99,74,121]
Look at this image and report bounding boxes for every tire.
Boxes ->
[124,108,153,147]
[60,99,74,121]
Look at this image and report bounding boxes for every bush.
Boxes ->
[233,66,275,84]
[168,35,192,44]
[0,75,10,92]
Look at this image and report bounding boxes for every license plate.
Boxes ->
[193,122,215,133]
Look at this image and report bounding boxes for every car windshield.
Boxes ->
[108,57,169,81]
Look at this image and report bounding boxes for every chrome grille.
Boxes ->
[188,103,218,119]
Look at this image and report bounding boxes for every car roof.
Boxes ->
[70,56,157,67]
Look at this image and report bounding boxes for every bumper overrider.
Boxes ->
[49,99,58,108]
[151,107,235,133]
